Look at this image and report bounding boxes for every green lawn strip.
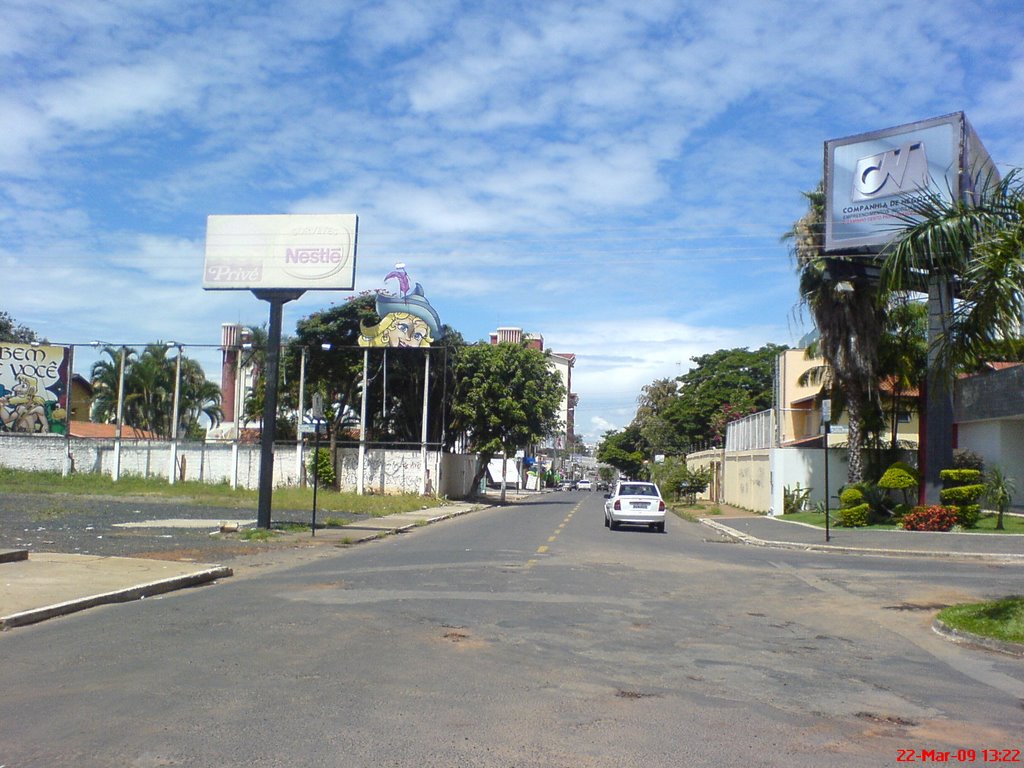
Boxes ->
[0,467,448,517]
[937,596,1024,645]
[780,510,1024,533]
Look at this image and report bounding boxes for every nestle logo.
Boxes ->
[285,248,342,264]
[205,263,263,283]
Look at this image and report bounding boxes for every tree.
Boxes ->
[0,311,40,343]
[451,342,565,503]
[288,295,464,487]
[596,425,646,480]
[660,345,784,450]
[90,344,221,438]
[633,378,680,457]
[786,184,885,484]
[883,171,1024,376]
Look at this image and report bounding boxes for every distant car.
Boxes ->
[577,479,592,491]
[559,480,575,491]
[604,481,667,532]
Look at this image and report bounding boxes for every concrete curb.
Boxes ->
[932,617,1024,658]
[699,518,1024,563]
[0,566,233,631]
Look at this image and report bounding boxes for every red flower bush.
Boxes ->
[900,505,960,532]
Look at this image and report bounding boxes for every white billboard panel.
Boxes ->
[203,214,358,290]
[823,112,995,254]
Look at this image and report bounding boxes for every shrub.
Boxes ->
[839,487,864,507]
[940,468,983,486]
[939,469,985,529]
[878,465,917,491]
[783,484,811,515]
[952,449,984,471]
[901,505,960,532]
[308,447,336,488]
[939,484,986,505]
[836,503,870,527]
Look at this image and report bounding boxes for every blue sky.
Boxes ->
[3,0,1023,444]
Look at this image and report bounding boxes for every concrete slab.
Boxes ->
[1,553,232,630]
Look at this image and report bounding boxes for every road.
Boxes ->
[1,491,1022,767]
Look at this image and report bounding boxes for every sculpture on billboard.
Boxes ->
[358,264,444,348]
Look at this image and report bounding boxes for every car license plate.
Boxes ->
[630,502,649,509]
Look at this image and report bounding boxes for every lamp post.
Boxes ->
[168,342,182,485]
[113,344,127,482]
[296,345,308,486]
[822,397,832,543]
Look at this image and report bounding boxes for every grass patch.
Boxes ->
[938,596,1024,645]
[239,528,277,542]
[0,467,448,517]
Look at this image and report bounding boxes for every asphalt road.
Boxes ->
[1,491,1022,767]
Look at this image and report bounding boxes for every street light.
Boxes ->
[168,342,183,485]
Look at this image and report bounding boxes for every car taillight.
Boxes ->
[613,500,621,510]
[658,501,665,511]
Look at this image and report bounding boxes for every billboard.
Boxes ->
[203,214,358,290]
[824,112,997,254]
[0,343,69,434]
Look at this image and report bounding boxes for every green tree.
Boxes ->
[883,171,1024,376]
[633,378,681,456]
[0,311,40,343]
[786,184,885,484]
[451,342,565,503]
[596,425,646,480]
[660,344,784,449]
[287,295,464,487]
[90,344,221,438]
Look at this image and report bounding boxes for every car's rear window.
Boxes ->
[619,484,658,497]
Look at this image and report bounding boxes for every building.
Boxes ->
[776,348,920,449]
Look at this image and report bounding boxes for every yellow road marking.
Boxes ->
[537,545,549,554]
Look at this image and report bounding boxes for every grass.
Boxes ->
[0,466,448,516]
[938,596,1024,646]
[780,509,1024,533]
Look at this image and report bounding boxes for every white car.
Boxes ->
[604,481,667,532]
[577,479,592,491]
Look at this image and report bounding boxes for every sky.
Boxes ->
[3,0,1023,445]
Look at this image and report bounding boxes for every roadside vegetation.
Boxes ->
[937,596,1024,646]
[0,467,447,516]
[780,508,1024,534]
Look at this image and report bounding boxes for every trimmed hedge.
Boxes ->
[839,487,864,507]
[836,503,870,527]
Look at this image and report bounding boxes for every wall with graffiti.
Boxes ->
[0,343,69,434]
[358,264,444,348]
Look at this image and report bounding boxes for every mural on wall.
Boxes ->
[358,264,444,348]
[0,343,69,434]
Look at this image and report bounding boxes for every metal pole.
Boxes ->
[255,292,299,529]
[822,398,831,543]
[169,345,182,485]
[420,351,430,495]
[312,422,320,536]
[231,344,242,490]
[357,347,368,496]
[63,345,75,477]
[113,345,126,482]
[297,346,307,487]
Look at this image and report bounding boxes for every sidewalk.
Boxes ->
[701,514,1024,562]
[0,500,487,631]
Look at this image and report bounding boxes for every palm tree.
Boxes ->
[785,184,886,484]
[883,170,1024,376]
[90,346,138,425]
[882,170,1024,500]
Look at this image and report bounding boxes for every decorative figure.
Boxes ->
[359,265,444,348]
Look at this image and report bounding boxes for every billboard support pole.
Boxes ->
[254,289,304,529]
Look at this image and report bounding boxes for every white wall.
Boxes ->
[958,420,1024,488]
[0,434,479,498]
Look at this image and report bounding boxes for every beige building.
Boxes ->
[776,348,919,449]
